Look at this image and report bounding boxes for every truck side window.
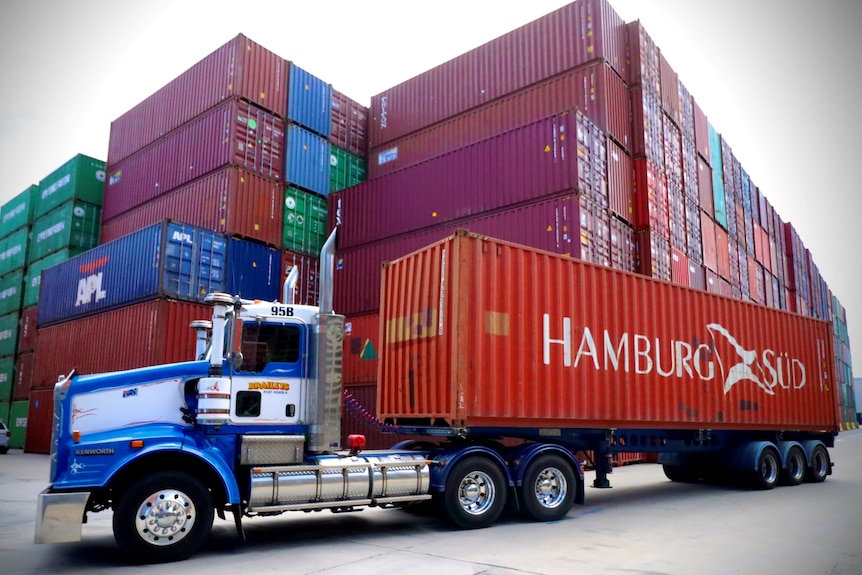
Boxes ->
[235,391,261,417]
[238,323,301,373]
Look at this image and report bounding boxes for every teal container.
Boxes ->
[28,200,101,264]
[0,227,29,277]
[707,123,727,229]
[24,249,79,308]
[8,400,27,449]
[35,153,106,219]
[0,270,24,316]
[0,312,19,357]
[1,184,38,239]
[0,357,14,402]
[283,186,328,256]
[330,147,367,193]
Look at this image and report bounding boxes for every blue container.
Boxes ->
[225,238,282,302]
[707,123,727,230]
[38,221,226,327]
[285,124,331,196]
[287,63,332,138]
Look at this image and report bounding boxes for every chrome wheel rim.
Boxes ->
[532,466,568,509]
[134,488,197,546]
[458,470,496,516]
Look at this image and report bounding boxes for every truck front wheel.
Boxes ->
[439,456,507,529]
[519,454,576,522]
[113,471,214,563]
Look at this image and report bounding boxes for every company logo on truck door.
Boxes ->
[542,314,808,394]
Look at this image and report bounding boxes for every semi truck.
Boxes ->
[35,229,839,563]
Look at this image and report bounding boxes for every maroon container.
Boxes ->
[697,156,714,215]
[282,251,320,307]
[369,59,630,178]
[17,306,38,354]
[330,88,368,158]
[607,139,633,222]
[33,299,210,387]
[626,21,660,94]
[693,98,710,164]
[333,111,599,250]
[631,87,664,168]
[688,259,706,291]
[632,158,669,237]
[682,138,698,203]
[668,187,686,252]
[714,224,731,280]
[659,52,680,126]
[701,213,718,273]
[609,216,637,273]
[685,198,702,264]
[108,34,288,166]
[343,313,380,386]
[13,351,34,401]
[671,248,689,287]
[104,99,285,220]
[635,229,671,281]
[25,388,53,454]
[369,0,627,147]
[101,167,283,247]
[705,269,721,295]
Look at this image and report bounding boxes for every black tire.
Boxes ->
[751,446,780,490]
[780,446,806,486]
[438,456,507,529]
[0,446,8,454]
[662,464,697,483]
[804,444,830,483]
[519,454,576,522]
[113,471,214,563]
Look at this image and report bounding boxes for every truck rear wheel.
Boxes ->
[519,454,575,522]
[113,471,214,563]
[439,456,507,529]
[804,444,830,483]
[780,446,806,486]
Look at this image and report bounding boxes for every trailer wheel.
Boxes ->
[519,454,576,522]
[113,471,214,563]
[804,444,830,483]
[439,456,507,529]
[751,446,780,490]
[780,446,806,486]
[662,464,698,483]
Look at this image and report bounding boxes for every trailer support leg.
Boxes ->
[593,447,613,489]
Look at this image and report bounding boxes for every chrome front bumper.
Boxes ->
[34,489,90,544]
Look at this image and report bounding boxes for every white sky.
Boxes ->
[1,1,861,376]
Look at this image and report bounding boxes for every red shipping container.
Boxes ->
[635,229,672,282]
[693,98,710,164]
[33,299,210,387]
[632,158,669,237]
[609,216,637,274]
[333,111,597,250]
[748,256,760,303]
[701,213,718,273]
[631,87,664,167]
[13,351,34,401]
[607,139,633,222]
[697,156,714,216]
[330,88,368,158]
[104,99,285,220]
[688,260,706,291]
[369,59,630,178]
[705,269,721,295]
[108,34,288,166]
[659,52,680,126]
[369,0,628,147]
[18,306,38,354]
[25,388,53,454]
[343,313,381,385]
[378,231,839,431]
[671,248,688,287]
[714,225,731,280]
[100,167,283,247]
[627,21,660,94]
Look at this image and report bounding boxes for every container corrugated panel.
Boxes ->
[378,231,839,431]
[285,124,331,196]
[24,250,78,308]
[107,34,288,165]
[8,400,27,448]
[0,312,19,357]
[33,298,210,386]
[104,99,285,220]
[288,63,332,138]
[685,198,703,264]
[701,213,718,273]
[626,21,660,94]
[671,248,689,287]
[697,157,713,216]
[0,357,13,402]
[607,139,632,222]
[369,0,627,147]
[720,138,737,239]
[333,112,588,250]
[24,388,52,454]
[100,167,283,248]
[330,88,368,158]
[17,306,37,354]
[714,225,731,280]
[225,237,281,301]
[609,216,637,273]
[343,313,381,385]
[330,147,367,194]
[678,80,695,145]
[28,200,101,264]
[35,154,105,219]
[282,251,319,306]
[682,139,698,203]
[284,187,328,256]
[1,185,38,239]
[635,229,671,281]
[0,228,29,277]
[658,52,680,125]
[668,186,686,252]
[632,158,669,236]
[578,196,611,267]
[630,87,664,168]
[38,222,226,327]
[689,260,706,291]
[369,60,630,178]
[0,270,23,316]
[334,194,581,316]
[693,98,710,164]
[13,351,34,401]
[705,269,720,295]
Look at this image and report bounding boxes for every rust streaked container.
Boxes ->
[369,60,630,178]
[658,52,680,126]
[104,99,285,220]
[330,88,368,158]
[17,306,38,354]
[627,21,660,94]
[701,213,718,273]
[25,388,53,454]
[369,0,627,147]
[13,351,34,401]
[108,34,288,166]
[100,167,283,247]
[378,231,839,431]
[714,225,731,280]
[344,313,381,385]
[33,299,210,387]
[607,139,632,222]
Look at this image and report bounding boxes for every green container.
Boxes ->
[0,357,14,402]
[24,249,79,308]
[330,147,367,193]
[284,186,328,255]
[36,153,106,219]
[0,270,24,316]
[8,399,27,449]
[1,184,38,239]
[0,312,19,358]
[0,227,29,277]
[28,200,101,264]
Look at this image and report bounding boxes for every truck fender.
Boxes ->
[507,443,585,505]
[427,445,512,493]
[728,441,778,472]
[776,440,805,469]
